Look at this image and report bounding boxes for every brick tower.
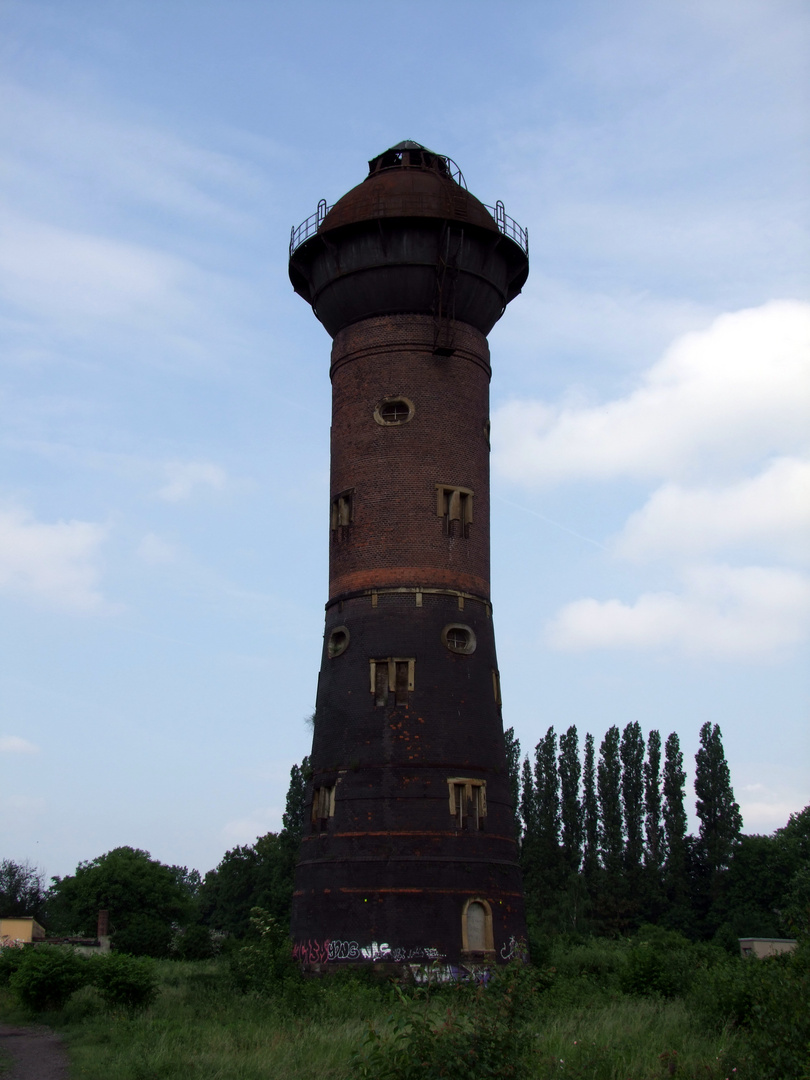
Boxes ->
[288,142,529,971]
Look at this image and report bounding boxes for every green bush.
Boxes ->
[0,944,28,987]
[9,945,87,1011]
[229,907,319,1014]
[172,923,215,961]
[111,912,173,958]
[351,963,537,1079]
[747,945,810,1080]
[689,943,810,1079]
[88,951,159,1012]
[620,926,721,999]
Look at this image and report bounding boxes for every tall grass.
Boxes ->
[0,944,776,1080]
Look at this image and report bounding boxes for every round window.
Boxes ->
[327,626,350,658]
[374,397,415,426]
[441,623,476,655]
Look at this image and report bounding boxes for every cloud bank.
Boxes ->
[494,301,810,659]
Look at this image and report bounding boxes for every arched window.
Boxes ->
[461,897,494,956]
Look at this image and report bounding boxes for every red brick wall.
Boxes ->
[329,315,492,601]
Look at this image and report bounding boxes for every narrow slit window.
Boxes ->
[492,669,502,706]
[373,661,388,706]
[436,485,473,538]
[394,661,410,705]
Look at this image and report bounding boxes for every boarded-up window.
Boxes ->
[448,779,487,829]
[330,490,354,536]
[462,897,494,955]
[370,659,415,707]
[436,485,473,538]
[374,661,388,706]
[466,902,487,951]
[311,785,336,831]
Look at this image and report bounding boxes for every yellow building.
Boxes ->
[738,937,797,958]
[0,916,46,946]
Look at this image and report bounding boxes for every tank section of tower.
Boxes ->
[288,141,529,975]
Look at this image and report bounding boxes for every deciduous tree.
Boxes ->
[0,859,46,919]
[47,847,194,956]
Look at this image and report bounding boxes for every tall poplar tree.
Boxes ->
[582,733,599,886]
[559,725,583,873]
[644,730,664,873]
[620,722,645,874]
[694,723,743,874]
[598,726,623,876]
[662,732,688,919]
[503,727,522,842]
[535,727,561,869]
[519,754,539,896]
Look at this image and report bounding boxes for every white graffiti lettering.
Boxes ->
[327,939,361,960]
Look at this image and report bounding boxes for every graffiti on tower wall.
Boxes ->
[292,937,447,965]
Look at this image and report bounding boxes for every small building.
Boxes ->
[739,937,798,959]
[0,917,46,946]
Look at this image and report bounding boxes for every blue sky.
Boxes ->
[1,0,808,883]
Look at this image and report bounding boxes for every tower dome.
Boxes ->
[289,141,528,338]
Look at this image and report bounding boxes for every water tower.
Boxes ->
[288,141,529,971]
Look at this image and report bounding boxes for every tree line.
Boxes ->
[507,720,808,950]
[2,729,807,957]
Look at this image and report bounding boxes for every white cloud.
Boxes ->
[157,461,227,502]
[0,736,40,754]
[0,506,108,611]
[493,300,810,486]
[547,564,810,659]
[615,456,810,562]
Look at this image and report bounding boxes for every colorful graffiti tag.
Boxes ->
[292,938,447,965]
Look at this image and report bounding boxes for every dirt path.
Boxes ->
[0,1024,70,1080]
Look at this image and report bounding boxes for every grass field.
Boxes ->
[0,948,765,1080]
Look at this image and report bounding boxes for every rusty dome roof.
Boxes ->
[317,140,500,237]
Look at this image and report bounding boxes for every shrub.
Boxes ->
[173,923,215,961]
[88,951,159,1012]
[747,944,810,1080]
[111,913,173,958]
[229,907,319,1013]
[9,945,87,1011]
[351,963,537,1079]
[689,942,810,1079]
[0,942,28,987]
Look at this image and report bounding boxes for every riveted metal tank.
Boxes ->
[289,141,529,338]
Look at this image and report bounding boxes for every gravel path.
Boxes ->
[0,1024,70,1080]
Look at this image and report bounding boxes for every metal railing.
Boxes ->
[484,201,529,254]
[289,198,333,256]
[290,197,528,257]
